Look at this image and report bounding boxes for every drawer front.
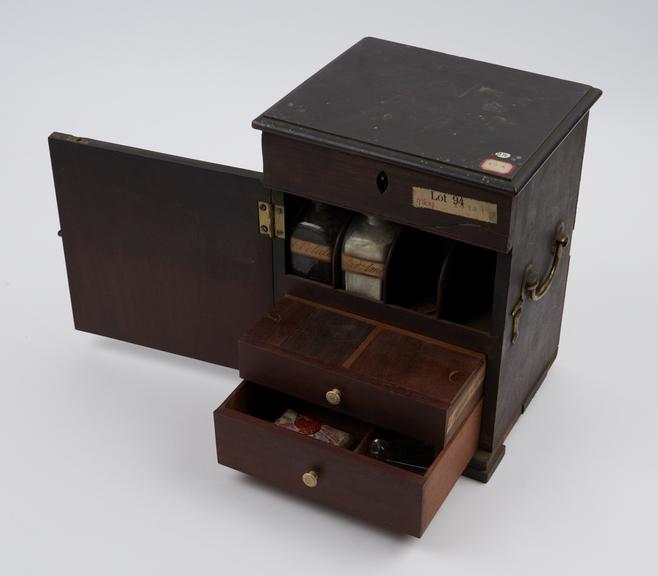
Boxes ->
[238,341,447,446]
[262,133,513,253]
[214,382,482,537]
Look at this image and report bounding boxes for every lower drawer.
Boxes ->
[214,381,482,537]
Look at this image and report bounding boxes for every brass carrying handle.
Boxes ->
[511,223,569,343]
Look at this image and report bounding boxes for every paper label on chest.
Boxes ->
[412,186,498,224]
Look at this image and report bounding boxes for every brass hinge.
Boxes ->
[258,201,272,237]
[274,204,285,239]
[65,135,90,144]
[258,201,285,239]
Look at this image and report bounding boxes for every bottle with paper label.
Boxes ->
[290,202,351,285]
[341,214,400,301]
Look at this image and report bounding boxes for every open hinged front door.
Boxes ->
[49,133,274,368]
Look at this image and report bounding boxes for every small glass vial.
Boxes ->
[341,215,399,301]
[290,202,350,285]
[367,438,436,473]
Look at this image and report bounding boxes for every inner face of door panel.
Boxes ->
[280,193,497,333]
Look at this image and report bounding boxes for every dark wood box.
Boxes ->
[49,37,601,536]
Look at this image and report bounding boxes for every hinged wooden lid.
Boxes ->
[253,37,601,194]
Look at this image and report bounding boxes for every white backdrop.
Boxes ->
[1,1,656,574]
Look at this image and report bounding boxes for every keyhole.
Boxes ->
[376,171,388,194]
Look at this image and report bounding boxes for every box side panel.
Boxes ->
[488,114,590,449]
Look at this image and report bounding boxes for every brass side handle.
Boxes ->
[302,470,319,488]
[525,223,569,302]
[325,388,342,406]
[511,222,569,343]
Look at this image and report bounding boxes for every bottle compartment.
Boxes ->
[220,381,453,474]
[283,195,496,332]
[437,242,497,332]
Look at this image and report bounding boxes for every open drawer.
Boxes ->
[239,296,485,449]
[214,381,482,537]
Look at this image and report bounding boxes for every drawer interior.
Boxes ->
[281,193,496,332]
[223,381,455,477]
[225,380,373,454]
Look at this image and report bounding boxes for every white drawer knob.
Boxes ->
[302,470,319,488]
[325,388,342,406]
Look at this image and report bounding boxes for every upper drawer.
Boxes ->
[239,295,485,449]
[262,134,513,253]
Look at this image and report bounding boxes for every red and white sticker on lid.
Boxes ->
[480,157,515,175]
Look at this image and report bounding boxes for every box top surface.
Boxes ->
[253,37,601,194]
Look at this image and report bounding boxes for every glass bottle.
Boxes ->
[290,202,351,285]
[367,438,436,473]
[341,215,399,301]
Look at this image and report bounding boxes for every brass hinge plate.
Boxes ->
[274,204,285,239]
[258,202,285,239]
[65,135,90,144]
[258,201,273,237]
